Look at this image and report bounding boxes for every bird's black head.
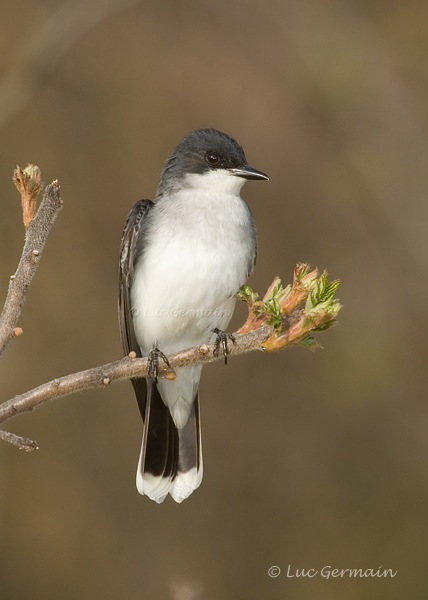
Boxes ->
[156,128,268,197]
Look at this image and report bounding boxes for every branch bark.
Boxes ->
[0,325,273,450]
[0,325,272,426]
[0,430,40,452]
[0,180,62,357]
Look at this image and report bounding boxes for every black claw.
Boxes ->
[213,328,236,365]
[148,347,171,380]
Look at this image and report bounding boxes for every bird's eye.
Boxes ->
[205,152,220,165]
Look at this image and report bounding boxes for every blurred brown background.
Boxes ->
[0,0,428,598]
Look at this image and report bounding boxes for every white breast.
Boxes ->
[131,175,256,355]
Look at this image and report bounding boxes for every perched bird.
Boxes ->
[119,128,268,503]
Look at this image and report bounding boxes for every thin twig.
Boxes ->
[0,430,39,452]
[0,181,62,357]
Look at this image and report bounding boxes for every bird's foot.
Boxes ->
[213,328,236,365]
[148,347,171,380]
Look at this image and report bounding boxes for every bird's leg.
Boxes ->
[147,347,171,380]
[213,328,236,365]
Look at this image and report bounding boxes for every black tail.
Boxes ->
[133,378,203,503]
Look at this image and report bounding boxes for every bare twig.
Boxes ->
[0,179,62,357]
[0,430,39,452]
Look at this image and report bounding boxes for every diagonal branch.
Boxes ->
[0,175,62,357]
[0,263,341,451]
[0,325,272,432]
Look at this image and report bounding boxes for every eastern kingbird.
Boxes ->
[119,128,268,503]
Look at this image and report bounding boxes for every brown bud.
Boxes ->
[13,164,42,227]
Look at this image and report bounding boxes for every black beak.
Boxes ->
[229,165,269,181]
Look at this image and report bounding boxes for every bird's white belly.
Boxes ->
[131,193,253,355]
[131,236,244,354]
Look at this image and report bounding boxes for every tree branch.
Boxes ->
[0,173,62,357]
[0,325,272,432]
[0,262,342,451]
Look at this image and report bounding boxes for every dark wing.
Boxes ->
[118,199,154,417]
[118,199,153,357]
[248,242,257,278]
[119,200,183,497]
[248,225,257,278]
